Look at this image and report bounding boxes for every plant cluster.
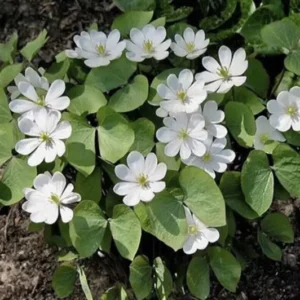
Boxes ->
[0,0,300,299]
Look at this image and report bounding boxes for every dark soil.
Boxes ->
[1,1,300,299]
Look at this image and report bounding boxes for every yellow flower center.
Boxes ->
[186,42,195,52]
[143,40,154,53]
[260,133,269,145]
[178,129,189,139]
[137,174,150,188]
[287,106,297,117]
[177,89,187,102]
[37,95,46,106]
[97,44,106,55]
[202,153,211,162]
[50,194,60,205]
[188,225,197,235]
[40,132,52,143]
[217,67,230,80]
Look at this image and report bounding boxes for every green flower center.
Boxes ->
[137,174,150,188]
[217,67,230,80]
[188,225,197,235]
[202,153,211,162]
[260,133,269,145]
[186,42,195,52]
[50,194,60,205]
[177,89,187,102]
[37,95,46,106]
[40,132,52,143]
[287,106,297,117]
[143,40,154,53]
[178,129,189,140]
[97,44,106,55]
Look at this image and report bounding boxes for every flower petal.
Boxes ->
[202,56,221,73]
[149,163,167,181]
[183,236,197,254]
[202,228,220,243]
[178,69,193,90]
[60,206,74,223]
[149,181,165,193]
[18,82,39,101]
[28,142,46,166]
[139,189,155,202]
[127,151,145,175]
[218,46,232,69]
[183,27,195,43]
[123,190,141,206]
[15,138,40,155]
[114,182,140,196]
[51,121,72,139]
[115,165,136,182]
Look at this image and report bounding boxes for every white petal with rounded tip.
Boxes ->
[290,86,300,98]
[203,101,224,123]
[231,76,247,87]
[51,121,72,139]
[144,153,157,176]
[165,139,182,157]
[130,28,144,46]
[186,49,207,59]
[180,141,192,159]
[46,110,61,132]
[153,50,169,60]
[18,82,39,101]
[30,210,47,223]
[61,183,74,199]
[217,80,234,93]
[34,107,49,131]
[60,206,74,223]
[85,57,110,68]
[156,107,169,117]
[196,71,221,83]
[34,172,52,195]
[157,84,177,100]
[106,29,121,49]
[25,68,41,87]
[171,43,188,57]
[178,69,193,90]
[18,118,41,136]
[215,149,236,164]
[28,143,46,166]
[270,114,292,132]
[202,56,221,73]
[218,46,232,69]
[149,163,167,181]
[114,182,140,196]
[183,27,195,43]
[90,31,107,44]
[270,130,286,142]
[167,74,180,92]
[107,41,126,59]
[79,37,98,53]
[195,234,209,249]
[183,236,197,254]
[156,127,177,143]
[115,165,136,182]
[66,49,80,58]
[190,139,206,157]
[230,48,247,75]
[53,139,66,157]
[142,24,156,40]
[184,206,194,226]
[140,189,155,202]
[44,204,59,225]
[206,124,227,139]
[202,228,220,243]
[61,192,81,204]
[47,96,70,110]
[125,40,143,54]
[267,100,284,114]
[51,172,66,196]
[127,151,145,175]
[292,119,300,131]
[15,138,40,155]
[204,80,222,92]
[149,181,165,193]
[123,190,141,206]
[126,52,145,62]
[153,26,167,46]
[44,143,57,163]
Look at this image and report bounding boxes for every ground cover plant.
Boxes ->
[1,0,300,299]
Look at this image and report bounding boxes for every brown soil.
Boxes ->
[1,0,300,299]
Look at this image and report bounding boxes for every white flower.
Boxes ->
[156,112,208,160]
[200,100,227,138]
[125,25,171,62]
[22,172,81,224]
[9,79,70,116]
[15,108,72,166]
[196,46,248,93]
[170,27,209,59]
[267,87,300,132]
[183,206,219,254]
[113,151,167,206]
[66,29,126,68]
[183,137,235,178]
[7,67,48,100]
[254,116,286,151]
[156,69,207,116]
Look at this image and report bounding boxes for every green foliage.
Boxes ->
[78,266,93,300]
[0,33,18,64]
[154,257,173,299]
[257,230,282,261]
[0,63,23,88]
[187,257,210,300]
[179,167,226,227]
[45,59,70,82]
[52,263,77,297]
[112,0,155,12]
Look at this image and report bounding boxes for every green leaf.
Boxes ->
[257,230,282,261]
[0,157,37,205]
[110,204,141,261]
[130,118,155,155]
[0,63,23,88]
[156,142,181,171]
[208,246,241,292]
[283,129,300,146]
[77,266,93,300]
[45,59,70,82]
[187,257,210,300]
[0,33,18,64]
[220,172,258,219]
[148,68,183,105]
[109,75,149,112]
[154,257,173,300]
[97,107,135,163]
[241,150,274,216]
[52,263,77,298]
[69,200,107,257]
[225,101,256,148]
[20,29,48,62]
[0,123,16,166]
[233,87,265,115]
[101,285,129,300]
[272,144,300,197]
[130,255,153,300]
[261,212,294,243]
[0,89,12,123]
[285,50,300,75]
[135,191,187,251]
[261,19,300,51]
[86,56,137,92]
[75,167,102,203]
[64,113,96,176]
[245,58,270,98]
[68,85,107,116]
[150,17,166,27]
[113,0,155,11]
[112,11,154,36]
[179,166,226,227]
